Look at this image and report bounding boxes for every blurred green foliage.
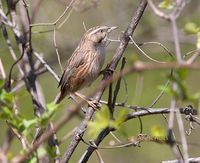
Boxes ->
[87,106,128,140]
[151,125,166,141]
[159,0,173,9]
[0,81,60,135]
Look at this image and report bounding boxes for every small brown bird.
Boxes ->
[55,26,117,106]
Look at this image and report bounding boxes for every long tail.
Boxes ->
[54,91,68,104]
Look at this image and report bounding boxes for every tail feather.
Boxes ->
[54,91,67,104]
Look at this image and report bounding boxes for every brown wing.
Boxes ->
[58,49,89,92]
[67,61,90,92]
[55,60,89,104]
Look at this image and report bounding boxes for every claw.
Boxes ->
[74,92,101,110]
[87,100,101,110]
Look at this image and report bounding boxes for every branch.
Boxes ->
[123,61,200,72]
[111,57,126,112]
[75,1,148,162]
[162,157,200,163]
[126,106,197,121]
[170,16,182,63]
[30,0,75,27]
[79,104,197,163]
[33,51,60,82]
[11,96,197,163]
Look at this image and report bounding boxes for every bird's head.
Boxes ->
[84,26,118,46]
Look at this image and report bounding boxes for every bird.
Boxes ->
[55,25,117,107]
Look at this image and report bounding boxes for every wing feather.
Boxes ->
[58,48,89,91]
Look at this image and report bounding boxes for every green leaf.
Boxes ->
[20,119,38,136]
[87,106,128,140]
[47,102,60,112]
[160,70,189,100]
[0,90,14,104]
[187,91,200,108]
[39,102,60,127]
[192,92,200,100]
[184,22,200,35]
[177,69,188,80]
[151,125,166,140]
[87,106,110,139]
[37,147,47,157]
[112,109,128,128]
[46,144,59,158]
[159,0,173,9]
[171,71,189,100]
[0,107,12,119]
[26,147,47,163]
[22,119,37,129]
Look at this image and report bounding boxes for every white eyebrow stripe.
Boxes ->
[90,28,100,35]
[89,26,108,35]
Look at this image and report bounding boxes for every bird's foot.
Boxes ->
[87,100,101,110]
[74,92,101,110]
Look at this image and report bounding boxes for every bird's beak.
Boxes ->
[108,26,118,33]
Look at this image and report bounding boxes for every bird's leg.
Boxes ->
[74,92,100,109]
[69,94,86,113]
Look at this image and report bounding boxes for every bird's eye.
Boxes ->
[100,29,103,33]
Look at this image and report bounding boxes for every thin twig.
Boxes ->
[33,51,60,82]
[168,88,183,161]
[110,132,121,143]
[57,8,73,29]
[1,25,24,77]
[170,16,182,63]
[0,59,6,79]
[10,128,30,152]
[162,157,200,163]
[112,57,126,111]
[175,109,189,163]
[95,149,104,163]
[108,39,175,60]
[129,36,167,63]
[30,0,75,27]
[148,80,170,108]
[186,49,200,64]
[147,0,170,20]
[53,27,63,72]
[139,41,174,58]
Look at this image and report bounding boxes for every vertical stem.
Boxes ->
[170,16,182,63]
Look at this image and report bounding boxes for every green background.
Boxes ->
[0,0,200,162]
